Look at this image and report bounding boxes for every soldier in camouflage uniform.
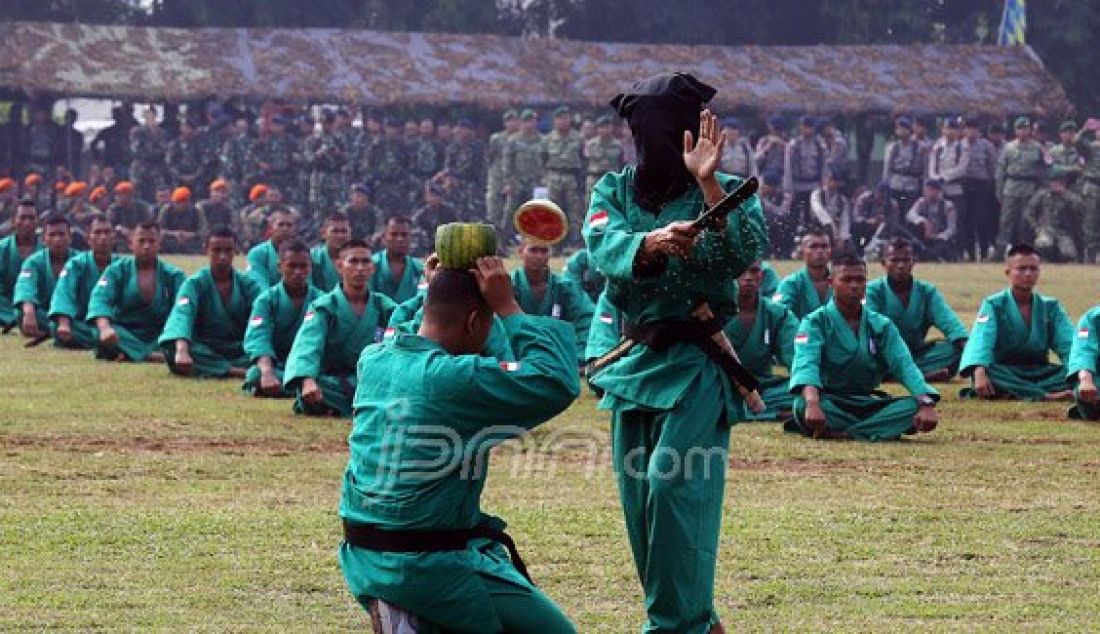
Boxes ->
[166,118,211,193]
[485,110,519,232]
[541,105,585,246]
[340,183,385,244]
[1049,121,1082,196]
[995,117,1049,256]
[129,107,168,205]
[196,179,239,240]
[1076,118,1100,262]
[1025,166,1085,262]
[246,115,299,211]
[408,117,443,208]
[107,181,153,248]
[362,117,411,215]
[305,109,349,222]
[583,114,624,207]
[444,119,485,219]
[220,118,253,209]
[24,104,60,179]
[335,108,363,187]
[501,109,545,241]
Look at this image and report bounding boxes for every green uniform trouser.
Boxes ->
[163,341,249,378]
[912,340,962,377]
[786,393,919,441]
[1068,385,1100,420]
[996,194,1033,252]
[612,375,729,634]
[293,373,355,417]
[959,363,1067,401]
[742,375,795,422]
[94,324,159,361]
[241,364,294,398]
[1082,181,1100,256]
[546,170,583,247]
[50,319,100,350]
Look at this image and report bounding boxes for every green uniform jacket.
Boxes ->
[283,285,397,387]
[1067,306,1100,381]
[85,256,186,360]
[369,251,425,305]
[246,240,281,290]
[789,301,936,398]
[157,266,264,375]
[773,267,832,320]
[48,251,118,323]
[865,277,968,352]
[13,248,78,328]
[562,248,605,304]
[0,235,40,326]
[959,289,1074,376]
[584,290,622,363]
[724,296,796,379]
[582,167,767,416]
[385,290,514,361]
[760,261,780,299]
[339,314,579,631]
[243,281,324,366]
[310,245,341,292]
[510,268,593,363]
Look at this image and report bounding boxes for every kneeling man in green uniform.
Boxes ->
[158,227,264,378]
[786,250,940,441]
[339,257,578,632]
[959,244,1074,401]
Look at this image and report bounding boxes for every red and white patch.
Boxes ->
[599,313,614,324]
[976,314,990,323]
[587,210,609,229]
[499,361,521,372]
[18,270,31,278]
[59,269,69,278]
[1079,327,1090,339]
[303,311,316,322]
[176,297,190,306]
[97,278,108,287]
[794,333,810,345]
[383,327,396,339]
[417,281,428,291]
[249,316,264,327]
[771,292,784,302]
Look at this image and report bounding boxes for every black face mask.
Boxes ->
[611,73,716,213]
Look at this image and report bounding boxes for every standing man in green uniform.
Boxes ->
[786,250,940,441]
[50,215,118,349]
[995,117,1048,257]
[86,222,186,362]
[584,114,626,207]
[369,216,425,304]
[283,239,396,417]
[585,73,768,633]
[158,227,263,378]
[562,247,606,304]
[485,110,519,230]
[959,244,1074,401]
[242,240,323,398]
[1074,118,1100,262]
[542,106,585,246]
[339,258,578,632]
[311,212,350,292]
[511,238,594,366]
[245,207,298,290]
[0,201,40,331]
[725,261,798,420]
[864,237,968,381]
[501,110,544,240]
[773,229,833,320]
[13,215,76,340]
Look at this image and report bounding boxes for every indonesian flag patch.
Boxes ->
[18,270,31,278]
[249,316,263,327]
[499,361,521,372]
[383,327,396,339]
[794,332,810,345]
[1079,327,1090,339]
[303,310,316,322]
[772,292,784,302]
[417,281,428,291]
[177,297,190,306]
[59,269,68,278]
[976,314,990,323]
[588,210,609,229]
[599,313,614,324]
[97,278,108,287]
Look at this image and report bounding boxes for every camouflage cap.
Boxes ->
[595,114,616,126]
[520,109,537,120]
[503,109,518,121]
[1014,116,1031,129]
[1060,120,1078,133]
[553,105,570,117]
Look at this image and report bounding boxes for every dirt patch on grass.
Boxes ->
[729,457,858,473]
[2,433,347,455]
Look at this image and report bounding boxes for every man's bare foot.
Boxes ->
[1043,390,1074,402]
[227,367,247,379]
[146,351,165,363]
[923,368,952,383]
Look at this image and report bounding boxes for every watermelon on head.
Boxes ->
[514,199,568,245]
[434,222,498,270]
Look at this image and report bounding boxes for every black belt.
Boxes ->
[622,318,760,393]
[342,519,534,584]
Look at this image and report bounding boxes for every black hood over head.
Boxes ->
[610,72,716,212]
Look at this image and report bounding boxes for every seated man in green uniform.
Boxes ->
[242,240,323,397]
[284,239,397,416]
[511,238,594,366]
[369,216,425,304]
[158,227,264,378]
[773,228,833,319]
[865,237,969,381]
[339,257,578,633]
[562,247,606,303]
[786,250,940,441]
[50,214,118,349]
[14,215,76,341]
[310,212,350,292]
[86,222,186,362]
[245,206,298,290]
[725,260,798,420]
[959,244,1075,401]
[1067,302,1100,419]
[0,200,40,332]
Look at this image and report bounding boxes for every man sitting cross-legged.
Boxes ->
[370,216,425,304]
[13,215,77,342]
[865,237,969,382]
[284,239,396,416]
[310,212,350,292]
[86,221,186,362]
[725,260,798,420]
[773,228,833,320]
[339,257,578,633]
[0,200,40,331]
[245,206,298,290]
[49,214,118,349]
[158,227,264,378]
[785,250,940,441]
[242,240,324,398]
[959,244,1074,401]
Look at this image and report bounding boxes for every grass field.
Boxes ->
[1,257,1098,632]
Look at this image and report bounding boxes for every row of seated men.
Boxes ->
[0,203,594,418]
[2,200,1099,432]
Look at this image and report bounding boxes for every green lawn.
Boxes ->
[1,260,1098,632]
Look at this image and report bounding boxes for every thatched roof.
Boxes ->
[0,21,1072,116]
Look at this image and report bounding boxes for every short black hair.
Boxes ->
[884,236,913,257]
[205,225,237,244]
[802,227,832,242]
[136,220,160,232]
[278,239,310,258]
[43,214,70,228]
[87,212,111,227]
[1007,244,1039,259]
[832,248,865,267]
[268,205,294,218]
[384,215,412,228]
[326,212,349,224]
[423,268,488,322]
[17,197,36,209]
[339,238,372,254]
